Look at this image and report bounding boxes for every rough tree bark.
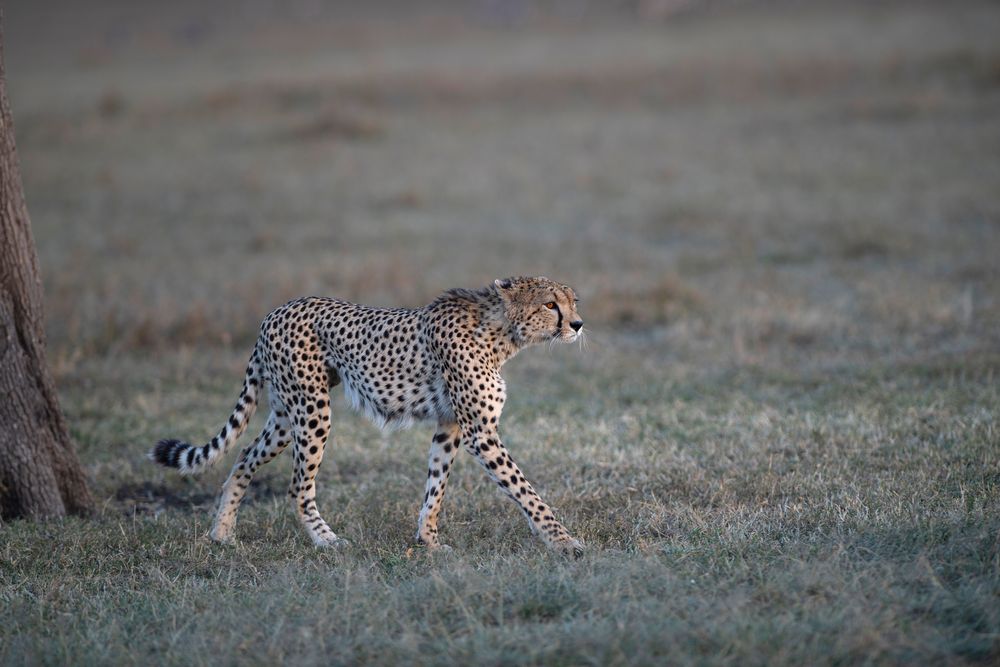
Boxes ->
[0,13,93,520]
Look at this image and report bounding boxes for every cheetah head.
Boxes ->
[493,276,584,346]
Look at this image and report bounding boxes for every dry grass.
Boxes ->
[2,1,1000,665]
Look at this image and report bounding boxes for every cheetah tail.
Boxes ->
[150,346,264,475]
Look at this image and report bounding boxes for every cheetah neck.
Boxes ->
[429,284,527,367]
[478,290,523,366]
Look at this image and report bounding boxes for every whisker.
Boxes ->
[576,328,609,350]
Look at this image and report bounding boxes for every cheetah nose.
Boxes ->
[570,320,584,332]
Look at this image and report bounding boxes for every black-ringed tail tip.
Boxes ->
[151,434,234,475]
[150,438,185,468]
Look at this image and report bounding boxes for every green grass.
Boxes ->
[2,352,997,665]
[3,0,1000,664]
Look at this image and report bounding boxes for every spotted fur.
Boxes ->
[150,276,585,556]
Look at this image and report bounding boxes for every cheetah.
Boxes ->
[151,277,586,557]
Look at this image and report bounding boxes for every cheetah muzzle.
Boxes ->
[150,276,586,557]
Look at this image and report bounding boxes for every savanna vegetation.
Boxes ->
[2,1,998,664]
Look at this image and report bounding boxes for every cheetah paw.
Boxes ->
[313,535,350,549]
[551,537,585,559]
[416,540,453,553]
[208,529,235,545]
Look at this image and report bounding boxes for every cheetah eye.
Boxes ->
[544,302,557,310]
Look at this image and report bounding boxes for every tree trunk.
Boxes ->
[0,13,93,520]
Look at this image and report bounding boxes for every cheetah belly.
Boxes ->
[331,359,452,430]
[315,306,453,430]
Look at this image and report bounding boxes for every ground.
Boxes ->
[2,1,999,664]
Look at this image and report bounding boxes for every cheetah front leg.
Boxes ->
[463,428,584,558]
[415,421,461,549]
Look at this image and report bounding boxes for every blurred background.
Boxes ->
[7,0,999,368]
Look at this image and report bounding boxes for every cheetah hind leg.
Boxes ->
[288,392,348,548]
[210,410,292,543]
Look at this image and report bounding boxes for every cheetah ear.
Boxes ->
[494,278,515,306]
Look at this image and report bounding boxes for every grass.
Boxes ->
[3,1,1000,665]
[2,352,997,665]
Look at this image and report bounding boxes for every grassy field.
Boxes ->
[3,1,1000,664]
